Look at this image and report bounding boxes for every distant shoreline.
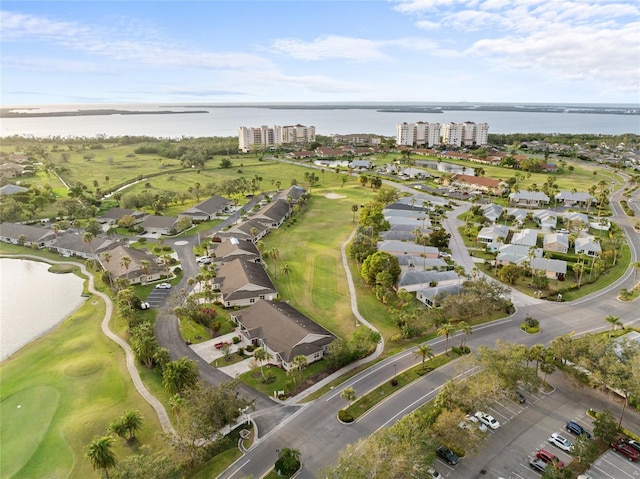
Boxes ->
[0,108,209,119]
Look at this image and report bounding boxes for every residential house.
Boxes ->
[51,232,118,259]
[0,222,56,248]
[0,163,29,178]
[232,300,335,371]
[179,195,231,222]
[350,159,373,170]
[450,173,506,196]
[575,236,601,257]
[532,210,557,230]
[97,245,164,285]
[397,254,447,271]
[509,191,550,207]
[477,224,509,244]
[140,215,179,235]
[562,211,590,229]
[218,218,271,243]
[214,258,277,308]
[315,147,343,157]
[555,191,597,208]
[481,203,503,223]
[0,184,28,196]
[397,270,459,293]
[510,228,540,247]
[380,228,431,242]
[98,207,146,225]
[277,185,307,203]
[377,240,438,258]
[416,284,462,307]
[530,257,567,280]
[400,167,429,179]
[496,244,542,266]
[252,199,291,229]
[213,237,261,264]
[543,233,569,254]
[505,208,529,224]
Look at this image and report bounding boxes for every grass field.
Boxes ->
[0,268,164,479]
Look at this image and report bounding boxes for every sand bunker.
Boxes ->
[325,193,347,199]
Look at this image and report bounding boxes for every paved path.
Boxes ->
[0,254,176,436]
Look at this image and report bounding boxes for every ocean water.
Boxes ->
[1,103,638,138]
[0,258,86,361]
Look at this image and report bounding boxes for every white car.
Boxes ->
[426,467,442,479]
[196,256,212,264]
[465,413,488,432]
[155,282,172,289]
[475,411,500,430]
[549,433,573,452]
[139,301,150,310]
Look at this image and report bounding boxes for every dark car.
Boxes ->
[611,439,640,461]
[529,458,547,473]
[566,420,592,438]
[436,446,459,465]
[511,391,526,404]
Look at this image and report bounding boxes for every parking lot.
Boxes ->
[585,449,640,479]
[145,286,172,308]
[438,371,640,479]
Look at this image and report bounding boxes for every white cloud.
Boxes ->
[415,20,441,30]
[270,35,389,61]
[1,55,110,74]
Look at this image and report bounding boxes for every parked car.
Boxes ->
[548,433,573,452]
[475,411,500,430]
[536,449,564,468]
[196,256,212,264]
[529,457,548,473]
[623,438,640,453]
[139,301,151,310]
[508,390,526,404]
[214,341,231,349]
[436,446,459,465]
[611,439,640,461]
[426,467,442,479]
[565,420,592,438]
[465,414,488,432]
[155,282,172,289]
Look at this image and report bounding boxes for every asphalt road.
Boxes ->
[152,170,640,478]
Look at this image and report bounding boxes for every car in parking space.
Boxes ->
[529,457,548,473]
[508,390,526,404]
[611,439,640,461]
[466,414,488,432]
[623,438,640,453]
[475,411,500,430]
[426,467,442,479]
[436,446,459,465]
[566,420,592,438]
[548,433,573,452]
[196,256,212,264]
[536,449,565,468]
[155,282,172,289]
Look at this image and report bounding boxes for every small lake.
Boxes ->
[0,258,86,361]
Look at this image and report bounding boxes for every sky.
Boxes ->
[1,0,639,106]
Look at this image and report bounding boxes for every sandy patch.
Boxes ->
[325,193,347,199]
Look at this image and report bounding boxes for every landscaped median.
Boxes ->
[338,349,467,423]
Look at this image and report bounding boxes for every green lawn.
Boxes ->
[0,281,164,479]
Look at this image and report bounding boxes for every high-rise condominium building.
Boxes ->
[238,124,316,152]
[397,121,488,147]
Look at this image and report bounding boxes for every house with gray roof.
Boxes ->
[277,185,307,203]
[0,184,28,196]
[377,240,438,258]
[509,191,550,207]
[505,208,529,223]
[179,195,231,222]
[416,284,462,307]
[232,300,335,371]
[51,232,118,259]
[0,222,56,248]
[396,254,447,271]
[510,228,540,247]
[140,215,179,235]
[555,191,597,208]
[531,257,567,280]
[213,237,261,263]
[543,233,569,254]
[218,218,271,243]
[481,203,503,223]
[214,258,277,308]
[252,199,291,228]
[477,224,509,244]
[97,245,164,284]
[575,235,601,257]
[98,207,146,225]
[533,210,557,229]
[397,270,458,293]
[496,244,542,266]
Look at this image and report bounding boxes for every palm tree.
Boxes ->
[253,347,272,381]
[86,436,117,478]
[340,387,357,407]
[275,447,302,476]
[414,344,435,370]
[630,261,640,285]
[457,321,472,349]
[437,322,456,355]
[351,204,359,223]
[269,247,280,279]
[282,263,291,279]
[605,315,621,337]
[121,410,143,441]
[289,355,308,393]
[162,357,199,394]
[102,251,113,288]
[453,265,466,294]
[120,256,131,272]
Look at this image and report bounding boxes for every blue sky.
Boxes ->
[1,1,639,106]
